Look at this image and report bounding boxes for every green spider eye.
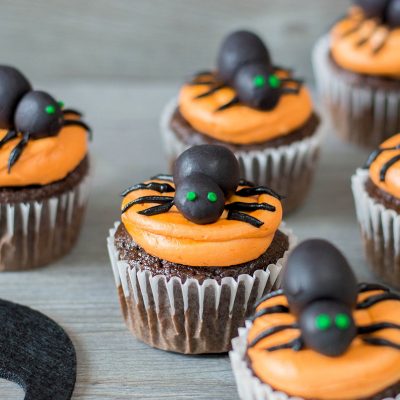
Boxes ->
[45,105,56,115]
[186,191,197,202]
[335,313,351,330]
[315,314,332,331]
[207,192,218,203]
[253,75,267,88]
[58,100,65,108]
[268,74,281,89]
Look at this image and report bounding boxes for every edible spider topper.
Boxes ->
[0,298,76,400]
[342,0,400,53]
[250,239,400,357]
[0,65,91,172]
[189,30,303,111]
[121,144,282,226]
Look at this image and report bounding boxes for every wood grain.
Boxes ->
[0,81,380,399]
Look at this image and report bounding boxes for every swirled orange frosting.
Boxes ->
[178,75,313,145]
[0,124,88,187]
[331,7,400,77]
[369,133,400,198]
[247,291,400,400]
[121,180,282,267]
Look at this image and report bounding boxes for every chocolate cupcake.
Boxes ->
[107,144,296,354]
[230,239,400,400]
[352,133,400,288]
[0,66,91,271]
[161,30,321,214]
[313,1,400,148]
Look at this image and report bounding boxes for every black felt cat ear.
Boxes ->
[0,299,76,400]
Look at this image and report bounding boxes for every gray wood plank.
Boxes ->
[0,81,377,399]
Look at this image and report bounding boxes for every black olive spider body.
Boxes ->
[0,66,91,172]
[249,239,400,357]
[364,142,400,181]
[342,0,400,53]
[189,30,303,111]
[121,144,282,226]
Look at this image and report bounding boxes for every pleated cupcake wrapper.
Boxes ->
[352,169,400,287]
[160,98,321,214]
[0,174,91,271]
[107,222,297,354]
[313,35,400,148]
[229,322,400,400]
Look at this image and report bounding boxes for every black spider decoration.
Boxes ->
[342,0,400,53]
[189,30,303,111]
[249,239,400,357]
[364,143,400,181]
[0,65,91,172]
[121,144,282,227]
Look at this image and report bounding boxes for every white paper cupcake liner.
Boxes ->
[0,172,91,271]
[352,169,400,287]
[160,98,321,214]
[107,222,297,354]
[313,35,400,148]
[229,322,400,400]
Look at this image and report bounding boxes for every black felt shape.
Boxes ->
[0,299,76,400]
[0,65,32,129]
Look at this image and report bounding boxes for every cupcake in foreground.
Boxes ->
[161,30,321,214]
[352,133,400,288]
[0,66,92,271]
[313,0,400,148]
[230,239,400,400]
[107,144,296,354]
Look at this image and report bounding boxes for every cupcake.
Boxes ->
[161,30,321,214]
[107,144,296,354]
[313,0,400,148]
[352,133,400,288]
[230,239,400,400]
[0,66,91,271]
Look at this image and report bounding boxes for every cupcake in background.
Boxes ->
[0,65,92,271]
[230,239,400,400]
[352,133,400,289]
[107,144,296,354]
[313,0,400,148]
[161,30,321,214]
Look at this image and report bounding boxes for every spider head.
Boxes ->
[387,0,400,27]
[300,301,356,357]
[217,30,271,84]
[353,0,389,19]
[233,64,281,110]
[0,66,31,129]
[14,91,64,138]
[175,174,225,225]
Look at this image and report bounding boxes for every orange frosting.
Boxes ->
[369,133,400,198]
[331,8,400,77]
[121,180,282,267]
[178,75,313,145]
[247,291,400,400]
[0,124,88,187]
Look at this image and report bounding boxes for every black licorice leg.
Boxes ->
[235,186,283,200]
[357,292,400,310]
[216,97,240,112]
[249,305,289,322]
[362,337,400,350]
[380,154,400,182]
[272,65,293,74]
[195,84,226,99]
[151,174,173,182]
[282,87,301,95]
[225,202,276,213]
[358,322,400,335]
[362,146,400,169]
[121,182,175,197]
[267,337,304,352]
[138,201,174,216]
[62,109,82,117]
[248,324,298,348]
[63,119,92,140]
[227,211,264,228]
[254,289,284,308]
[121,196,174,214]
[280,78,304,85]
[358,282,390,293]
[0,130,18,149]
[238,179,256,187]
[8,132,30,172]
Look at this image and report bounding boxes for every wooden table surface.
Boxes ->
[0,81,379,399]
